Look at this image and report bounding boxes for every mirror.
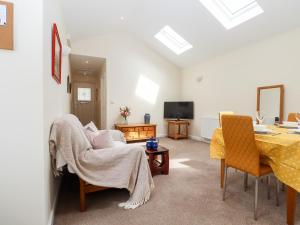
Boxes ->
[257,85,284,124]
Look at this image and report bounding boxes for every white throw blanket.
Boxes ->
[49,114,154,209]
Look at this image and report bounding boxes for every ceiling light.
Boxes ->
[199,0,264,29]
[154,25,193,55]
[120,16,125,21]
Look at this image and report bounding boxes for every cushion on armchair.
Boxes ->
[84,121,98,132]
[91,130,114,149]
[83,122,126,149]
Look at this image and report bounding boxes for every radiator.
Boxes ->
[200,117,219,140]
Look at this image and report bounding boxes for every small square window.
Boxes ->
[78,88,91,101]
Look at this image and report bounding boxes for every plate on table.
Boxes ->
[254,125,272,134]
[289,129,300,134]
[255,129,273,134]
[279,122,298,129]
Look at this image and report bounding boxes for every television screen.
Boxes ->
[164,102,194,119]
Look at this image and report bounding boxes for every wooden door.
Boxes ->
[72,82,97,126]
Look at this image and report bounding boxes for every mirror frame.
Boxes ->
[256,84,284,124]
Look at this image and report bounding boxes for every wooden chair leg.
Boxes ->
[220,159,225,188]
[276,179,280,206]
[282,183,285,192]
[267,175,271,200]
[79,178,86,212]
[244,172,248,192]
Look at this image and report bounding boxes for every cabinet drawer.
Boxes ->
[144,127,154,131]
[119,128,135,132]
[139,131,147,139]
[146,131,155,138]
[125,132,139,140]
[135,127,144,131]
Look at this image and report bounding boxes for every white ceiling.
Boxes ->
[61,0,300,68]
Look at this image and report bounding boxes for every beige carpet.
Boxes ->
[54,138,299,225]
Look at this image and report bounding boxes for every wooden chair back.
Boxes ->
[287,113,297,122]
[221,115,260,176]
[219,111,234,127]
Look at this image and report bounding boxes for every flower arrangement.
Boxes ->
[120,106,131,121]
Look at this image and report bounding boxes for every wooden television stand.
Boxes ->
[167,120,189,140]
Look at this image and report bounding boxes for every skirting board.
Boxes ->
[189,135,211,143]
[48,179,62,225]
[157,133,167,138]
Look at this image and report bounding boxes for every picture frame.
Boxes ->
[52,23,62,84]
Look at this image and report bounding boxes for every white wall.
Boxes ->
[182,28,300,138]
[72,33,181,136]
[0,1,70,225]
[43,0,71,224]
[0,1,45,225]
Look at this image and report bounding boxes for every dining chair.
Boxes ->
[287,113,297,122]
[221,115,279,220]
[219,111,234,127]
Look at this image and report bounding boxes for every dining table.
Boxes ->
[210,126,300,225]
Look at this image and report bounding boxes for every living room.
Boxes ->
[1,1,300,225]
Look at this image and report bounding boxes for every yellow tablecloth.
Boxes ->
[210,126,300,192]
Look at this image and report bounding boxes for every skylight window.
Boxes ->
[199,0,264,29]
[155,26,193,55]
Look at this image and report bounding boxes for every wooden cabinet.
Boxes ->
[167,120,189,140]
[115,124,156,142]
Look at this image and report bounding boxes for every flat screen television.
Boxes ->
[164,101,194,120]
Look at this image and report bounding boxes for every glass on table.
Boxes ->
[256,111,264,125]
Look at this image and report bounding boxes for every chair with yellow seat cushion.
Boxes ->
[221,115,279,220]
[218,111,234,127]
[287,113,298,122]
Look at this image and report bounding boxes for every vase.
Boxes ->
[144,113,150,124]
[123,117,128,125]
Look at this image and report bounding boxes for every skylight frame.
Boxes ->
[154,25,193,55]
[218,0,256,15]
[199,0,264,30]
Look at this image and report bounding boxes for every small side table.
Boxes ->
[167,120,189,140]
[145,146,169,176]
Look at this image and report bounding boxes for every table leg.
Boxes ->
[287,186,297,225]
[148,154,155,176]
[220,159,225,188]
[162,152,169,175]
